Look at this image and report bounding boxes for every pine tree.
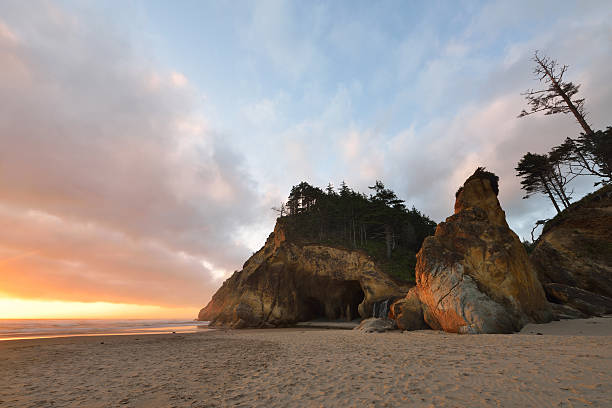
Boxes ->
[516,152,571,213]
[275,180,436,281]
[574,128,612,184]
[368,181,405,259]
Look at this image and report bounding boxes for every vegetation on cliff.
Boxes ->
[516,52,611,217]
[456,167,499,197]
[272,181,436,282]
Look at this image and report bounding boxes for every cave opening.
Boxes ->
[299,279,365,322]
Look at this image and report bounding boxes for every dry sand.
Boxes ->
[1,317,612,407]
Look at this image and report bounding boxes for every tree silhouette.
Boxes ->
[581,127,612,182]
[516,152,572,213]
[271,202,287,217]
[519,51,593,135]
[572,128,612,183]
[516,51,611,221]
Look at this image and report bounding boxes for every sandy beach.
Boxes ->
[1,317,611,408]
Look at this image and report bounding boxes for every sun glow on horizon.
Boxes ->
[0,296,197,319]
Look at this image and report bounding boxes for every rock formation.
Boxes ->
[198,222,409,328]
[414,168,552,334]
[549,302,587,320]
[354,318,396,333]
[389,288,427,331]
[544,283,612,317]
[530,185,612,302]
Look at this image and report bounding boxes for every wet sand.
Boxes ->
[1,317,611,407]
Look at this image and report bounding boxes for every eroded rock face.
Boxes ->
[389,288,428,331]
[530,185,612,299]
[544,283,612,317]
[549,302,587,320]
[198,222,408,328]
[415,169,552,334]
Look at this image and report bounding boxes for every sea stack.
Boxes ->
[415,168,552,333]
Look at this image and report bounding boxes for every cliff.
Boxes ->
[198,222,409,328]
[530,185,612,315]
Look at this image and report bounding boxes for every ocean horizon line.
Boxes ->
[0,318,210,341]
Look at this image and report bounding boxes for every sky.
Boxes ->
[0,0,611,318]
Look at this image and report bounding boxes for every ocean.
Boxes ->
[0,319,211,341]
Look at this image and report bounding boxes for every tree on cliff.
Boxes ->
[516,52,612,217]
[458,167,499,197]
[579,127,612,183]
[275,180,436,281]
[518,51,612,185]
[549,131,612,185]
[368,180,406,259]
[286,182,324,215]
[518,51,592,135]
[271,202,288,217]
[516,152,572,213]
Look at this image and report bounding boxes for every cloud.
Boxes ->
[271,2,612,242]
[242,0,327,81]
[0,0,610,313]
[170,71,188,88]
[242,97,279,126]
[385,12,612,239]
[0,204,216,307]
[0,3,265,308]
[0,21,17,43]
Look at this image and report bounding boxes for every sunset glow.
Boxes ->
[0,296,195,319]
[1,2,610,407]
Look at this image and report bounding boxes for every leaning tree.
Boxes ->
[518,51,611,187]
[516,152,570,214]
[518,51,593,135]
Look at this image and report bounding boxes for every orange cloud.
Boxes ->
[0,3,265,316]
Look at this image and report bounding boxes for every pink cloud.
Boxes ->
[0,3,264,309]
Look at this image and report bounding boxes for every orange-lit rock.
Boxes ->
[415,168,552,333]
[198,222,408,328]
